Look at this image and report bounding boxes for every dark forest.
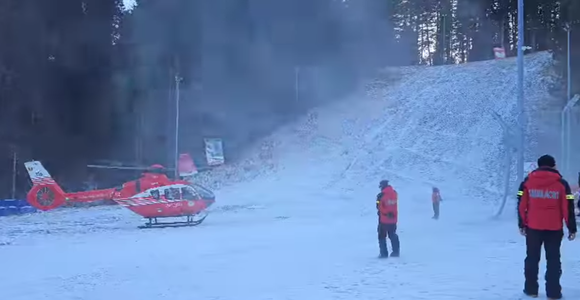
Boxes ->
[0,0,578,197]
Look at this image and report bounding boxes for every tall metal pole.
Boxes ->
[567,25,572,102]
[500,21,505,49]
[516,0,525,183]
[174,74,181,179]
[11,150,16,199]
[294,66,299,103]
[442,14,446,64]
[561,108,566,172]
[567,106,571,174]
[565,26,571,175]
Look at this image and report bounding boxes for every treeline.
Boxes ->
[0,0,578,197]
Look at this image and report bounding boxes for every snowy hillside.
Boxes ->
[3,53,577,300]
[201,52,557,210]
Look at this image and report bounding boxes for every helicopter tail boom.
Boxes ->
[24,161,118,211]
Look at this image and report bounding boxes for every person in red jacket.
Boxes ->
[431,187,442,219]
[518,155,576,300]
[376,180,400,258]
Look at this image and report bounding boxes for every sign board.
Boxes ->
[178,153,197,177]
[204,138,225,166]
[493,47,506,59]
[524,161,537,175]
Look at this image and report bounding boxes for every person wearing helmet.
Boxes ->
[376,180,400,258]
[432,187,442,219]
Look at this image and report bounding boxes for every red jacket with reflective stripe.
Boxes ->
[377,186,398,224]
[518,167,576,232]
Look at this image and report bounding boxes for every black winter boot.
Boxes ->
[378,238,388,258]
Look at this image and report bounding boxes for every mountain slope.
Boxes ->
[206,51,557,212]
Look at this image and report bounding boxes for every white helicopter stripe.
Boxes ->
[113,183,197,207]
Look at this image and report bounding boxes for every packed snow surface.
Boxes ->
[2,53,577,299]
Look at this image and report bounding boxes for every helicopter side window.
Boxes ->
[181,187,199,200]
[171,187,181,200]
[164,187,181,200]
[150,189,160,200]
[164,188,172,200]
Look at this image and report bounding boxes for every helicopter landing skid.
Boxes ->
[138,212,208,229]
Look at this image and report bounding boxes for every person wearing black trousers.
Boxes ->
[518,155,576,300]
[431,187,442,219]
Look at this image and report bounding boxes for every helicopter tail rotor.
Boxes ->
[24,161,67,210]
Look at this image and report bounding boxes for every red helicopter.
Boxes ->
[23,160,215,229]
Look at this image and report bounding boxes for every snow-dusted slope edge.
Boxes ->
[203,52,555,208]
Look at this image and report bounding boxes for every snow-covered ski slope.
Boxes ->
[200,51,559,208]
[3,52,580,300]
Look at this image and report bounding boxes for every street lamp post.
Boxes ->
[294,66,299,103]
[516,0,525,184]
[174,74,182,179]
[567,24,572,102]
[11,150,16,199]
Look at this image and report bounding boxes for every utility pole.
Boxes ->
[516,0,525,184]
[567,24,572,102]
[565,24,572,174]
[442,14,446,64]
[294,66,299,103]
[11,150,16,199]
[500,21,505,49]
[174,73,182,179]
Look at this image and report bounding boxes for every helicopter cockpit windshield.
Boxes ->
[181,186,198,200]
[152,184,213,201]
[190,183,215,200]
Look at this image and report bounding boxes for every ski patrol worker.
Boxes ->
[517,154,576,300]
[376,180,400,258]
[431,187,442,219]
[576,172,580,216]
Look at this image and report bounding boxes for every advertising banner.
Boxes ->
[204,138,225,166]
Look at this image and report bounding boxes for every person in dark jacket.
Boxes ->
[517,155,577,300]
[577,172,580,216]
[376,180,400,258]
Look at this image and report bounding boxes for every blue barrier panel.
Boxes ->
[0,199,28,208]
[0,199,17,208]
[0,199,37,216]
[9,199,27,208]
[6,206,19,215]
[15,200,28,208]
[19,206,37,214]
